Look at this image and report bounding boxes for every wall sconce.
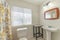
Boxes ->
[43,1,51,6]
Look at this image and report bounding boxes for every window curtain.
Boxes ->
[0,0,12,40]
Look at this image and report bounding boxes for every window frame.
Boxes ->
[11,6,32,26]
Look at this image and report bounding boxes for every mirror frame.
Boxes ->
[44,8,59,20]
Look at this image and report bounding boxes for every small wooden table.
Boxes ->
[33,25,43,40]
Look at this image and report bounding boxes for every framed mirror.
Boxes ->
[44,8,59,20]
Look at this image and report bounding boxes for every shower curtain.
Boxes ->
[0,0,12,40]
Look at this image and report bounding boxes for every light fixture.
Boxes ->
[43,1,51,6]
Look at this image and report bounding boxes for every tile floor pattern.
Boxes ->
[19,37,44,40]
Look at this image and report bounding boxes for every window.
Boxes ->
[11,7,32,26]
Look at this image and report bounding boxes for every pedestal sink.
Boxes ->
[42,26,59,40]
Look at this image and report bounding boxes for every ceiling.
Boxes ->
[22,0,52,5]
[7,0,60,6]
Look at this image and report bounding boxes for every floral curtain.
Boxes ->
[0,0,12,40]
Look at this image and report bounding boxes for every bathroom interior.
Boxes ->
[0,0,60,40]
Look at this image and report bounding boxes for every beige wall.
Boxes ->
[39,0,60,40]
[7,0,40,40]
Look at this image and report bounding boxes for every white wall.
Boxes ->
[7,0,40,40]
[39,0,60,40]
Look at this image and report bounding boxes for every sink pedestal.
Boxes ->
[46,31,51,40]
[42,26,59,40]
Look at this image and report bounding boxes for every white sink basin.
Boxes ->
[42,26,59,32]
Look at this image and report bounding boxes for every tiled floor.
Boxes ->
[19,37,44,40]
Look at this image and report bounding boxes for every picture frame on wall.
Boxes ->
[44,8,59,20]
